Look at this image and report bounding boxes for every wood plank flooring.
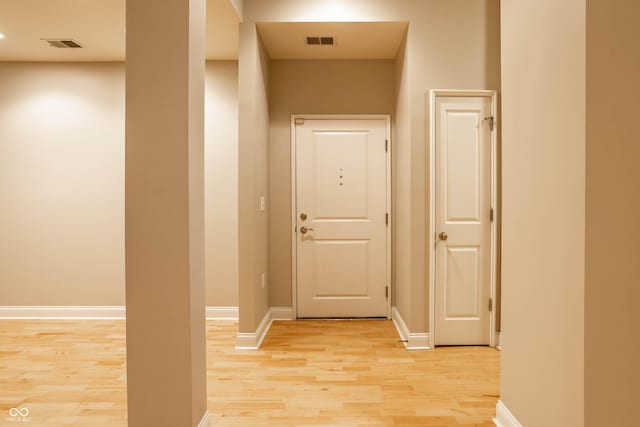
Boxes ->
[0,319,499,426]
[0,320,127,427]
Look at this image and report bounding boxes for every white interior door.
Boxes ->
[295,118,389,318]
[435,96,492,345]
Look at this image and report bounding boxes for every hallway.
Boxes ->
[0,320,499,426]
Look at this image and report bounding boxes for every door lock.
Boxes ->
[300,213,307,221]
[438,232,448,241]
[300,226,314,234]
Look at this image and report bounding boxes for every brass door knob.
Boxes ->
[300,226,314,234]
[439,232,448,241]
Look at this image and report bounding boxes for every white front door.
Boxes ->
[434,96,493,345]
[295,118,389,318]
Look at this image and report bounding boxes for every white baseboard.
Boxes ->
[235,308,273,350]
[205,306,239,320]
[270,306,294,320]
[0,305,242,321]
[391,307,431,350]
[197,410,210,427]
[496,332,502,350]
[494,401,522,427]
[234,307,294,350]
[0,306,126,320]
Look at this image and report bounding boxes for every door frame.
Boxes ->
[428,90,499,347]
[290,114,392,320]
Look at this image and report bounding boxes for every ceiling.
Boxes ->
[0,0,240,61]
[0,1,408,62]
[257,22,408,60]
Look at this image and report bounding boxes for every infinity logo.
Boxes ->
[9,407,29,417]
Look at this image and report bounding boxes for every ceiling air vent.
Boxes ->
[305,36,335,46]
[42,39,83,48]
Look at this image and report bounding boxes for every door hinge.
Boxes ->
[385,286,389,299]
[484,116,495,132]
[385,139,389,152]
[490,208,494,222]
[295,118,304,125]
[385,213,389,226]
[489,298,493,312]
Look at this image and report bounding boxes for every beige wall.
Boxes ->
[237,24,271,332]
[393,31,411,322]
[268,59,396,307]
[500,0,586,426]
[0,63,126,306]
[404,0,500,332]
[0,61,239,308]
[205,61,239,307]
[244,0,500,333]
[585,1,640,425]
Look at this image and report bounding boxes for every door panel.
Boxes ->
[313,240,369,297]
[435,97,492,345]
[296,119,388,318]
[314,132,369,219]
[444,246,481,319]
[445,113,481,222]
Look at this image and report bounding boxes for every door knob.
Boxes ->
[439,232,448,241]
[300,213,307,221]
[300,226,314,234]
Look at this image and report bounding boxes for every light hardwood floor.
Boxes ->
[0,320,499,426]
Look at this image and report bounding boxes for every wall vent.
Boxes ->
[305,36,335,46]
[42,39,83,48]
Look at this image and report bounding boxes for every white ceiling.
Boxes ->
[257,21,408,60]
[0,0,240,61]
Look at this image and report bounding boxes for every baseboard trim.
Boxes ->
[0,305,243,321]
[0,306,126,320]
[270,306,294,320]
[205,306,239,320]
[496,332,502,350]
[197,410,210,427]
[235,308,273,350]
[234,307,294,350]
[391,307,431,350]
[494,401,522,427]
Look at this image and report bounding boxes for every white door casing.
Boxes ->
[292,116,391,319]
[433,94,496,346]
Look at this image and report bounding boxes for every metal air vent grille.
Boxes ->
[42,39,83,48]
[305,36,335,46]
